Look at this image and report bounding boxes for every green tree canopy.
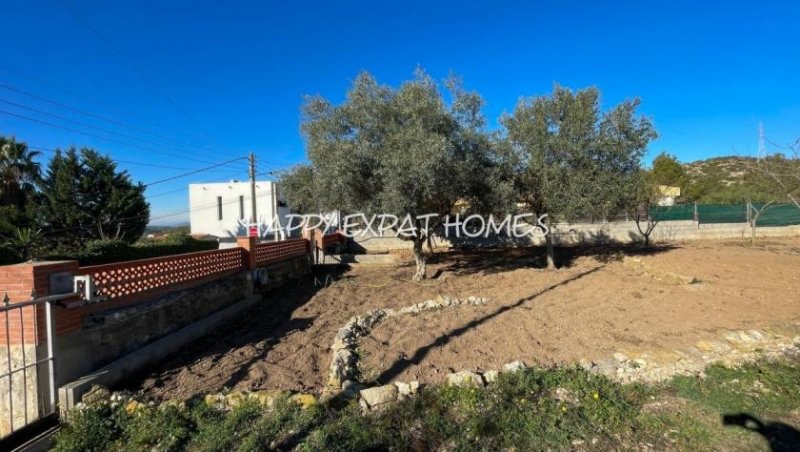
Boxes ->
[283,70,500,280]
[40,147,149,250]
[0,136,41,235]
[502,85,657,267]
[651,152,686,187]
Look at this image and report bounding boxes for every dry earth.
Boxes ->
[133,238,800,401]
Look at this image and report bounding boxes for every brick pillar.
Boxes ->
[0,261,80,346]
[302,228,318,264]
[237,236,258,270]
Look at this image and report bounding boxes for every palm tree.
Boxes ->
[0,136,41,206]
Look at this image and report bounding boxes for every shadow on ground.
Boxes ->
[122,265,350,393]
[370,265,603,384]
[723,413,800,452]
[424,242,675,277]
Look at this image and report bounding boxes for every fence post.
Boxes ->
[236,236,258,270]
[746,202,752,225]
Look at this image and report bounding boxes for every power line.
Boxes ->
[1,109,229,165]
[40,189,275,236]
[0,83,208,151]
[0,85,247,169]
[0,97,223,159]
[0,64,208,143]
[28,145,246,173]
[145,157,248,186]
[146,186,187,199]
[57,0,221,145]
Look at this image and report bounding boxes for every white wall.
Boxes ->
[189,181,291,239]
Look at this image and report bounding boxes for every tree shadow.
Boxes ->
[121,265,350,392]
[430,242,674,277]
[723,413,800,452]
[371,266,603,384]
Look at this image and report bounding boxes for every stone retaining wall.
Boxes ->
[351,221,800,252]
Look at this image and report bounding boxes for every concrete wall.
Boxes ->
[0,344,40,437]
[56,253,313,389]
[54,272,249,387]
[350,220,800,252]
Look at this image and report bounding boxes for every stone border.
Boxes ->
[583,329,800,384]
[326,295,489,396]
[358,360,529,410]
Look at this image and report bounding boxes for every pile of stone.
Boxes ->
[357,360,528,411]
[581,330,800,384]
[76,385,318,414]
[326,295,489,394]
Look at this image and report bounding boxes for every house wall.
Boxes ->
[189,180,292,239]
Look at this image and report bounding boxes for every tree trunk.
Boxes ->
[545,216,555,270]
[412,237,427,281]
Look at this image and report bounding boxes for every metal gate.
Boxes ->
[0,293,60,440]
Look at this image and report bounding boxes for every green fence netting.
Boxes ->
[753,203,800,226]
[650,203,800,226]
[696,204,748,224]
[651,205,694,222]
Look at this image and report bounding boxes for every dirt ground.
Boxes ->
[134,238,800,401]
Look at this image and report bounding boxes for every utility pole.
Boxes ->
[249,152,257,233]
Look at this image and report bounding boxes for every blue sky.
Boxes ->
[2,1,799,224]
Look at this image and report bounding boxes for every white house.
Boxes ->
[188,180,292,240]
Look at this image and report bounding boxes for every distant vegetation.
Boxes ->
[651,152,800,204]
[45,233,217,266]
[1,136,150,263]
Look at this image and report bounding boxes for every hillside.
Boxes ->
[684,156,754,186]
[680,155,796,204]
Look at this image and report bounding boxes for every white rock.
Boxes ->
[553,387,579,405]
[613,352,628,363]
[359,384,398,409]
[447,371,484,387]
[502,361,527,373]
[394,381,420,397]
[483,370,499,383]
[341,380,363,398]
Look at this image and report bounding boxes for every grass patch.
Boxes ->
[53,355,800,451]
[669,356,800,416]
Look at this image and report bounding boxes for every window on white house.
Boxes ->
[217,196,223,220]
[239,195,244,220]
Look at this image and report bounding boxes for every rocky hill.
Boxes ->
[681,155,795,203]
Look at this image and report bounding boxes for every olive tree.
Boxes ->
[502,85,657,268]
[284,70,496,280]
[630,170,661,247]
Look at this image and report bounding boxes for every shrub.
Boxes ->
[42,235,218,266]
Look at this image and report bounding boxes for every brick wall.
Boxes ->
[0,238,312,346]
[74,247,247,314]
[254,238,309,265]
[0,261,81,345]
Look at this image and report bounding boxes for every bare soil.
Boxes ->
[134,239,800,401]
